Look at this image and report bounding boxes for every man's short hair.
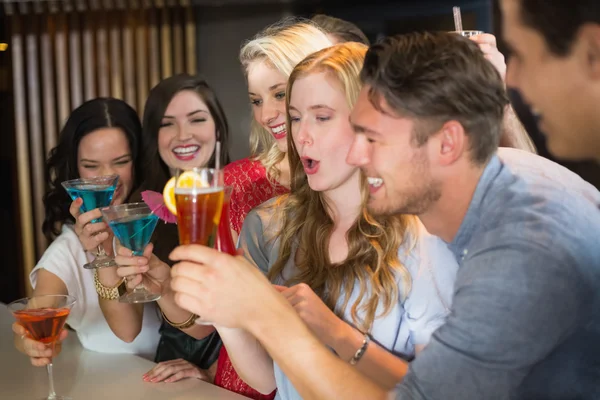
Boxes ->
[361,32,509,164]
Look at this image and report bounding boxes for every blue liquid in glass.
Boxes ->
[66,184,116,223]
[109,214,159,256]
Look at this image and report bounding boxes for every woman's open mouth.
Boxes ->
[301,157,320,175]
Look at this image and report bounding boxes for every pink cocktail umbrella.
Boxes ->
[141,190,177,224]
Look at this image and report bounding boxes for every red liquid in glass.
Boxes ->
[13,308,70,344]
[215,190,236,256]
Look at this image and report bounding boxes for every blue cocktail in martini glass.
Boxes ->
[101,202,161,303]
[62,174,119,269]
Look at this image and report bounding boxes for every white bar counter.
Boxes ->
[0,303,247,399]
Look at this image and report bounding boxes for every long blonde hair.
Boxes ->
[269,43,416,333]
[239,19,332,183]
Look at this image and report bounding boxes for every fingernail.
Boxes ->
[138,259,147,265]
[165,378,172,383]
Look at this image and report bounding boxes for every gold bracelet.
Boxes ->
[93,268,127,301]
[160,309,198,329]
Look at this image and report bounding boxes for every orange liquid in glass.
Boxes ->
[13,308,70,344]
[215,194,236,255]
[175,187,224,246]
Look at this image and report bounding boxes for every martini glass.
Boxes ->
[9,294,76,400]
[61,175,119,269]
[101,202,161,303]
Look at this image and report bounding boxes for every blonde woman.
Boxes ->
[193,43,456,400]
[216,19,331,399]
[223,19,332,236]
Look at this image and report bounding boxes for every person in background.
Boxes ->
[13,98,161,365]
[508,88,600,189]
[466,32,536,153]
[76,74,231,384]
[500,0,600,163]
[311,14,370,45]
[167,32,600,400]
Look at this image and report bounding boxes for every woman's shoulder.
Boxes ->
[224,158,264,179]
[31,224,88,291]
[43,225,84,254]
[243,196,287,239]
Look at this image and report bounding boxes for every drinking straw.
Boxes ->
[215,141,221,171]
[453,6,463,32]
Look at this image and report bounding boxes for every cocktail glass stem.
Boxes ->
[83,242,117,269]
[95,245,107,258]
[129,249,151,299]
[47,362,57,399]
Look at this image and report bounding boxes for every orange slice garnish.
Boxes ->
[162,171,210,216]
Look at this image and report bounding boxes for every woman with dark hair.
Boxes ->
[95,74,231,384]
[12,97,161,366]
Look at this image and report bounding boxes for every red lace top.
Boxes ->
[224,158,288,234]
[216,158,288,400]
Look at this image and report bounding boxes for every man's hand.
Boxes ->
[170,244,283,329]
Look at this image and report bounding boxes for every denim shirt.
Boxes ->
[396,148,600,400]
[239,200,457,400]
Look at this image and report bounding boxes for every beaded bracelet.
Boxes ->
[160,309,198,329]
[349,332,371,365]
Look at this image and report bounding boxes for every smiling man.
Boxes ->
[346,32,600,399]
[501,0,600,161]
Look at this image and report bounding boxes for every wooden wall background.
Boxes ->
[3,0,197,294]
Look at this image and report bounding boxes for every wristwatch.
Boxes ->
[93,268,128,300]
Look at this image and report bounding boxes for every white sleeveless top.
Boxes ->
[30,225,161,360]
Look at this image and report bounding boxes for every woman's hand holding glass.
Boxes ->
[12,322,69,367]
[114,242,170,294]
[469,33,506,81]
[70,198,112,255]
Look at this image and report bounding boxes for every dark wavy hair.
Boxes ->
[42,98,143,241]
[134,74,231,265]
[138,73,231,194]
[518,0,600,56]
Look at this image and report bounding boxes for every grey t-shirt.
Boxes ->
[396,149,600,400]
[239,203,458,400]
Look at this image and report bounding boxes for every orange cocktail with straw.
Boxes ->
[164,168,224,246]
